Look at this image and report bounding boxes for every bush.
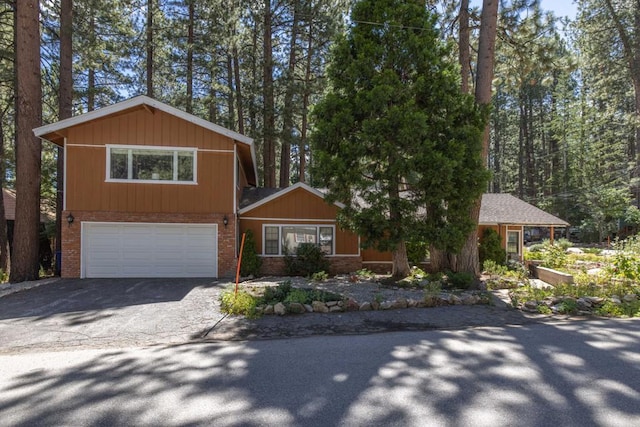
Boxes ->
[479,228,507,266]
[261,281,293,305]
[240,230,262,277]
[220,289,258,318]
[445,271,475,289]
[406,240,429,266]
[284,243,330,277]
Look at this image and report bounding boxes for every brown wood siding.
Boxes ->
[361,247,392,262]
[239,219,359,256]
[65,108,236,213]
[242,187,338,219]
[239,187,359,255]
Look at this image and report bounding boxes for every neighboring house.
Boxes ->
[2,188,54,269]
[478,193,569,261]
[34,96,568,278]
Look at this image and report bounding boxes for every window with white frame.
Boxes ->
[263,225,334,255]
[507,231,520,256]
[107,146,196,183]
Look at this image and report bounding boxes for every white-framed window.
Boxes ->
[263,225,335,256]
[106,145,197,184]
[507,231,520,257]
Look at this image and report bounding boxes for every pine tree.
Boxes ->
[12,0,43,282]
[313,0,487,279]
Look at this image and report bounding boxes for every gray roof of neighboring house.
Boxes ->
[239,187,284,210]
[480,193,569,226]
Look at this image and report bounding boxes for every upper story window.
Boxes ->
[107,145,197,184]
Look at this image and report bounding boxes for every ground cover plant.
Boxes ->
[506,235,640,317]
[219,280,344,317]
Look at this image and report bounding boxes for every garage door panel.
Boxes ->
[83,223,218,278]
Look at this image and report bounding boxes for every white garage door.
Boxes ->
[82,222,218,278]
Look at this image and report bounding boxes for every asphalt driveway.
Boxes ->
[0,278,228,353]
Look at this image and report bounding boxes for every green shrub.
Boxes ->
[355,268,376,279]
[539,243,568,270]
[557,298,578,314]
[284,243,330,276]
[483,259,508,276]
[555,238,572,250]
[284,288,310,304]
[527,243,545,253]
[240,229,262,277]
[0,269,8,283]
[406,239,429,265]
[479,228,506,266]
[261,281,293,305]
[311,271,329,281]
[220,289,258,318]
[445,271,475,289]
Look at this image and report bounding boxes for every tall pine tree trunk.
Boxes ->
[186,0,194,113]
[0,119,10,275]
[455,0,498,276]
[11,0,42,283]
[299,16,314,184]
[56,0,73,276]
[146,0,154,98]
[279,0,300,188]
[459,0,470,94]
[233,44,244,134]
[262,0,276,188]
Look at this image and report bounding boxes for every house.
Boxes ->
[478,193,569,261]
[34,96,568,278]
[34,96,257,278]
[2,188,54,269]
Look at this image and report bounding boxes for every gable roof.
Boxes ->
[238,182,345,214]
[33,95,258,184]
[480,193,569,226]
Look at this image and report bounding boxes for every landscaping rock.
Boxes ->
[392,298,408,309]
[462,294,479,305]
[449,294,462,305]
[326,301,339,307]
[359,302,372,311]
[380,301,394,310]
[288,302,306,314]
[329,305,343,313]
[623,294,638,302]
[312,301,329,313]
[371,301,381,310]
[345,298,360,312]
[304,304,313,313]
[586,296,605,305]
[407,298,419,308]
[524,300,539,310]
[264,304,274,315]
[610,297,622,305]
[577,298,592,310]
[274,302,286,316]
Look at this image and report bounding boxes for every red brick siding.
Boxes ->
[260,256,363,276]
[62,210,236,278]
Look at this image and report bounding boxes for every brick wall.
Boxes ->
[260,256,363,276]
[62,210,236,278]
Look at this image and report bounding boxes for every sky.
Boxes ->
[469,1,578,21]
[540,0,577,20]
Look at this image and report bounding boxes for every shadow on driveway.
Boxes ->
[0,278,222,321]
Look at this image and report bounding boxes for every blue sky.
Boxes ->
[469,1,578,20]
[540,0,577,20]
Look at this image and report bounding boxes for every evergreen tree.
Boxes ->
[312,0,487,279]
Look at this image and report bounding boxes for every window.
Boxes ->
[507,231,520,256]
[107,146,196,183]
[263,225,334,255]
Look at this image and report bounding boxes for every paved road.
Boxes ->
[0,278,567,353]
[1,320,639,426]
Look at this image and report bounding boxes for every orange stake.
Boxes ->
[235,233,246,296]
